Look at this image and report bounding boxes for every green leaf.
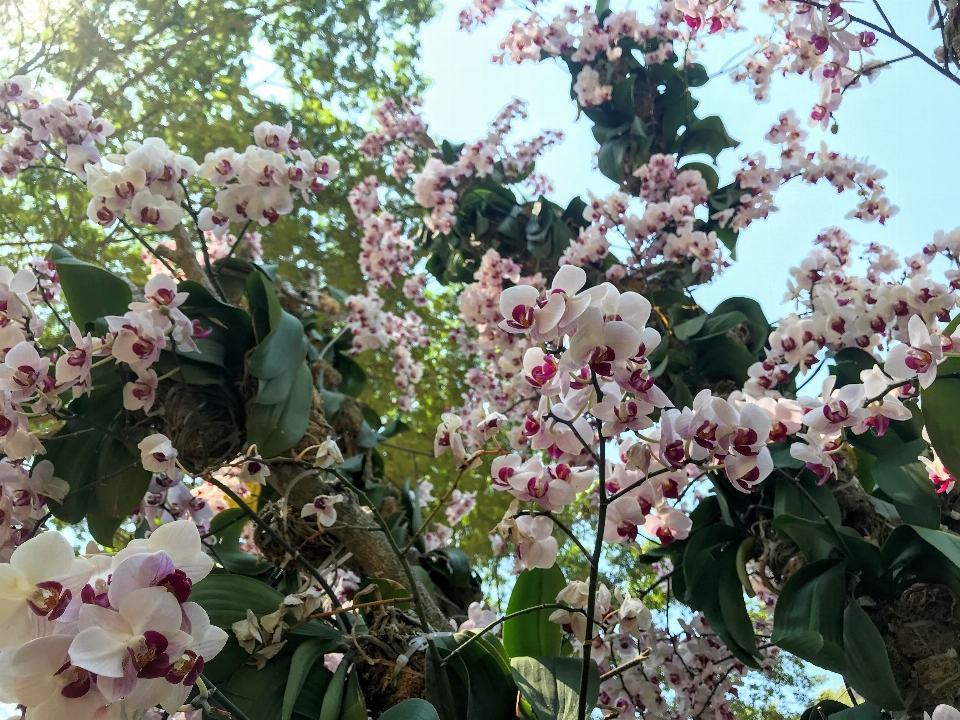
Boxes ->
[318,387,345,418]
[245,271,311,405]
[318,657,349,720]
[208,508,274,576]
[177,279,254,372]
[246,360,314,457]
[831,348,877,389]
[912,525,960,580]
[610,77,635,121]
[597,135,629,183]
[774,473,842,525]
[379,700,441,720]
[283,638,339,720]
[335,353,367,397]
[46,368,124,523]
[771,559,847,673]
[842,601,904,710]
[510,656,599,720]
[691,310,749,341]
[681,524,742,606]
[50,245,132,330]
[700,544,761,667]
[340,668,366,720]
[830,702,886,720]
[660,85,697,149]
[710,297,770,355]
[439,631,520,720]
[684,63,709,87]
[441,140,465,164]
[800,699,850,720]
[693,334,755,384]
[291,660,334,719]
[192,574,286,628]
[425,642,467,720]
[717,545,759,656]
[381,418,410,439]
[871,438,939,529]
[772,515,882,576]
[503,565,567,658]
[673,313,707,340]
[356,420,381,449]
[921,368,960,480]
[422,548,472,589]
[220,655,290,720]
[92,437,152,546]
[678,115,738,160]
[401,480,425,554]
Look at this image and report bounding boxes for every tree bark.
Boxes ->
[264,389,449,632]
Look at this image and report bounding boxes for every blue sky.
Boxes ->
[417,1,960,321]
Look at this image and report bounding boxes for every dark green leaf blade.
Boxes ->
[503,565,566,658]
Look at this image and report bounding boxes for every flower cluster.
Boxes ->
[731,1,885,125]
[358,96,428,171]
[342,292,428,412]
[564,156,722,278]
[0,75,114,180]
[492,4,684,68]
[0,267,208,552]
[410,99,562,233]
[0,521,226,717]
[4,75,339,242]
[720,111,898,233]
[441,268,770,569]
[548,573,779,720]
[739,224,960,485]
[86,138,199,231]
[197,121,339,233]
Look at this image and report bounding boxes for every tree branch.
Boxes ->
[791,0,960,88]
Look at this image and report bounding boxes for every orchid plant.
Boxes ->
[1,1,960,720]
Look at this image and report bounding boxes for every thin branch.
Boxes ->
[774,467,852,555]
[29,511,53,539]
[607,465,690,503]
[198,675,254,720]
[579,414,606,720]
[871,0,894,33]
[441,603,586,665]
[379,442,434,458]
[934,1,958,72]
[214,220,253,275]
[286,595,414,633]
[637,569,674,599]
[791,0,960,88]
[179,187,228,300]
[515,510,596,567]
[546,412,600,464]
[599,651,650,683]
[204,474,349,631]
[401,448,498,554]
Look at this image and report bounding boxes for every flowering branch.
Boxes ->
[579,416,607,720]
[599,651,651,683]
[790,0,960,87]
